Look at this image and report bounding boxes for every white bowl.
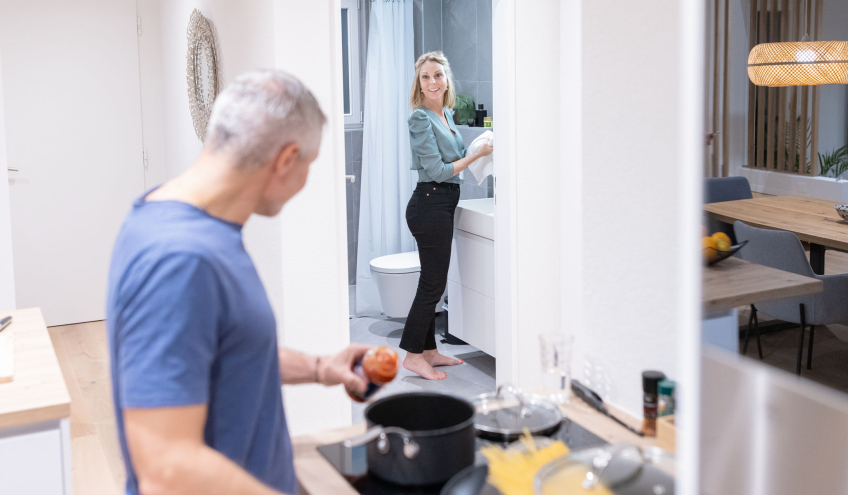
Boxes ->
[836,204,848,222]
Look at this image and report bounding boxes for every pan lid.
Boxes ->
[472,385,563,438]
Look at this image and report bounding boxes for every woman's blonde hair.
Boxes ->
[410,51,456,110]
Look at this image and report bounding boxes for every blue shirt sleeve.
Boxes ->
[115,253,222,409]
[409,110,456,183]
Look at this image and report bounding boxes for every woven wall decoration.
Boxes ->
[748,40,848,87]
[186,9,219,141]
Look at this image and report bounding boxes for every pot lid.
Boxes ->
[472,385,563,439]
[533,444,676,495]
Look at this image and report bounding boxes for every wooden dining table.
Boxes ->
[705,195,848,275]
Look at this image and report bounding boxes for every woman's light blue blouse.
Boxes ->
[408,107,466,184]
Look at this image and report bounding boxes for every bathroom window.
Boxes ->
[341,0,362,127]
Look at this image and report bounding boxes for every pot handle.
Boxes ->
[343,426,420,459]
[497,384,530,417]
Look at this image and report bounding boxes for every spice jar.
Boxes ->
[641,370,666,437]
[346,346,399,403]
[658,379,676,417]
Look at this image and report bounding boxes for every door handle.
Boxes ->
[346,175,356,183]
[7,168,17,172]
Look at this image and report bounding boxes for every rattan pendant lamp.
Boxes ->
[748,0,848,87]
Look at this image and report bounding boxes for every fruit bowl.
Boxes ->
[835,204,848,222]
[704,240,747,266]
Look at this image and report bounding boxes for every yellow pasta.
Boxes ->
[480,429,569,495]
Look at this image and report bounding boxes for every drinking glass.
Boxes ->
[539,332,574,403]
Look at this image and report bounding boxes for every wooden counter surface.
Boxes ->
[703,257,822,312]
[0,308,71,429]
[292,394,665,495]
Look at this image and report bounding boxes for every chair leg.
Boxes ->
[753,306,763,359]
[743,305,754,355]
[796,304,806,376]
[807,325,815,370]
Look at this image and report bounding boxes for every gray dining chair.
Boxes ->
[735,221,848,375]
[705,176,753,245]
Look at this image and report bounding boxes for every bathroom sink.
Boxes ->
[455,198,494,240]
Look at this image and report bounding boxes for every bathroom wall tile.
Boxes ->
[442,0,477,81]
[351,129,363,162]
[476,0,492,82]
[413,0,424,60]
[453,80,477,109]
[348,240,356,285]
[344,130,352,173]
[476,81,492,119]
[422,0,443,53]
[353,159,363,185]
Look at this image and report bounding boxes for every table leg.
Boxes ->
[809,243,826,275]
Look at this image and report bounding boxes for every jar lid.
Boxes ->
[658,379,675,395]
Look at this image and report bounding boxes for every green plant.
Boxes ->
[819,146,848,178]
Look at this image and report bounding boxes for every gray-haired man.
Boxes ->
[106,70,370,495]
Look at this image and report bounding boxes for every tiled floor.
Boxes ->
[348,287,496,423]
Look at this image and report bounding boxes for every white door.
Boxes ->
[0,0,145,326]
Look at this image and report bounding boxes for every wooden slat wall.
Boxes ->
[810,0,822,177]
[800,0,811,174]
[739,0,822,177]
[747,0,758,171]
[756,0,768,170]
[776,0,788,172]
[712,0,721,177]
[766,0,777,171]
[722,0,731,177]
[788,0,800,172]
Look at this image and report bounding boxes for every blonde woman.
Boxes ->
[400,51,494,380]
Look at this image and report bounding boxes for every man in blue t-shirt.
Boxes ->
[106,70,371,495]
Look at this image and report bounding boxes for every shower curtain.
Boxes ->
[355,0,416,316]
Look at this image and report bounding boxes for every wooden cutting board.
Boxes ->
[0,331,13,384]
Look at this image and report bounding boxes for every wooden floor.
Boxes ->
[49,320,125,494]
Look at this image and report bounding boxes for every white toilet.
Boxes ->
[370,252,445,318]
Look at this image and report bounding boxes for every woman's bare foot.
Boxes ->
[423,349,463,367]
[403,353,447,380]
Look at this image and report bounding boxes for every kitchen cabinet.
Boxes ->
[0,308,72,494]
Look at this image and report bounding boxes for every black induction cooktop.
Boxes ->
[316,417,608,495]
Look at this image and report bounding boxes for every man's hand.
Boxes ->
[316,343,373,393]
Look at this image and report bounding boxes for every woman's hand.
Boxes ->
[476,144,494,158]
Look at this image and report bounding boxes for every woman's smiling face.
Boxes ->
[419,61,448,106]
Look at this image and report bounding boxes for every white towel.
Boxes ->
[466,131,494,186]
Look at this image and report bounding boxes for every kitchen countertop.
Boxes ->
[0,308,71,429]
[292,393,666,495]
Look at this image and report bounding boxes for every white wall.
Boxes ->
[0,45,14,311]
[576,0,690,418]
[273,0,352,436]
[141,0,351,435]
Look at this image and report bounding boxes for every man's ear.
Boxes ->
[271,142,301,178]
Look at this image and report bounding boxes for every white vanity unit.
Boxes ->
[448,198,495,356]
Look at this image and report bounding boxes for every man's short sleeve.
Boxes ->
[115,253,222,408]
